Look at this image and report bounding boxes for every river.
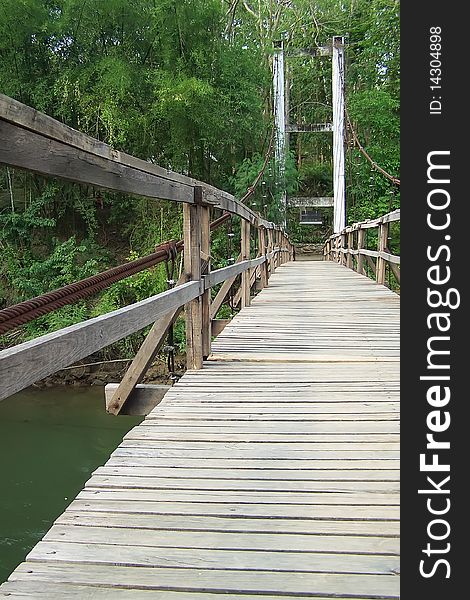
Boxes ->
[0,386,142,584]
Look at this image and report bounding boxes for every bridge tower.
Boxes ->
[272,36,346,233]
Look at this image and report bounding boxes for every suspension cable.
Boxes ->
[338,49,400,187]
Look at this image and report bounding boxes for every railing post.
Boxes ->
[268,228,274,275]
[200,192,211,359]
[259,226,268,288]
[340,232,347,266]
[241,219,251,307]
[183,190,205,370]
[346,230,353,269]
[357,227,365,274]
[376,221,388,285]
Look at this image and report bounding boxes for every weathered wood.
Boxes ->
[376,222,389,285]
[288,197,334,208]
[1,262,399,600]
[0,120,194,204]
[183,203,203,370]
[107,274,186,414]
[0,95,195,187]
[209,254,242,319]
[346,231,354,269]
[200,195,211,359]
[0,281,199,402]
[240,219,251,308]
[286,122,333,133]
[357,228,365,274]
[211,319,231,337]
[105,384,170,416]
[0,94,286,228]
[205,259,252,288]
[7,563,400,597]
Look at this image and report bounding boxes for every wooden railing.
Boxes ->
[0,94,293,411]
[323,209,400,285]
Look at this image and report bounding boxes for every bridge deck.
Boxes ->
[0,261,400,599]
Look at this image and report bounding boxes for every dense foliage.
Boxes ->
[0,0,399,349]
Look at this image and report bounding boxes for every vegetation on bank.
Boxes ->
[0,0,399,352]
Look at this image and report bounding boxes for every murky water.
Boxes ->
[0,386,142,584]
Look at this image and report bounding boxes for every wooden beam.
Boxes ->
[211,319,231,337]
[183,202,204,370]
[288,197,334,208]
[0,281,200,402]
[376,223,389,285]
[241,220,251,308]
[258,228,268,288]
[0,95,196,188]
[200,194,211,359]
[0,120,194,204]
[106,288,185,416]
[357,229,365,275]
[209,254,242,320]
[286,123,333,133]
[0,94,286,228]
[105,383,170,416]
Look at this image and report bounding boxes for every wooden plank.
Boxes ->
[211,319,231,337]
[288,197,334,208]
[56,511,400,535]
[95,465,400,481]
[105,384,169,416]
[0,93,196,190]
[0,120,194,204]
[21,545,398,581]
[41,525,399,555]
[85,474,399,494]
[0,581,382,600]
[0,261,399,599]
[78,488,399,505]
[286,123,333,133]
[0,281,199,402]
[0,94,283,228]
[8,563,400,597]
[205,259,252,288]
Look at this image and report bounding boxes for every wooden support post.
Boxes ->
[357,228,365,274]
[258,227,268,288]
[200,199,211,359]
[267,229,274,276]
[241,219,251,308]
[346,231,353,269]
[183,192,204,370]
[324,240,330,261]
[376,222,388,285]
[276,230,281,268]
[342,233,347,266]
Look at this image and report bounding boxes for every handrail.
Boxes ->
[323,209,400,286]
[0,93,294,410]
[0,251,286,403]
[0,94,278,229]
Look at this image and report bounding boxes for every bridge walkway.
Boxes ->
[0,260,400,599]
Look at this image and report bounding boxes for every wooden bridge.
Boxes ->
[0,95,400,598]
